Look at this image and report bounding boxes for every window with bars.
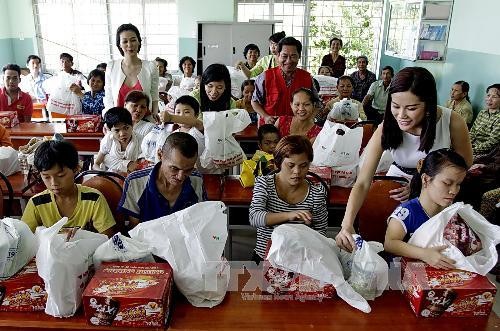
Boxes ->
[236,0,383,75]
[33,0,178,75]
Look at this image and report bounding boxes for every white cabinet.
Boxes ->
[385,0,453,62]
[197,22,275,74]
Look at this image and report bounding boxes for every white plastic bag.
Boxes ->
[0,146,20,176]
[268,224,371,313]
[313,75,338,96]
[129,201,230,308]
[227,66,247,99]
[331,164,358,188]
[338,235,388,300]
[93,233,155,270]
[201,109,251,169]
[46,72,82,115]
[328,98,359,121]
[0,218,37,279]
[312,121,362,167]
[408,202,500,276]
[359,149,393,174]
[36,217,107,317]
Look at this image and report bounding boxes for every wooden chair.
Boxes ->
[357,175,409,244]
[32,103,48,122]
[350,120,377,152]
[0,172,14,217]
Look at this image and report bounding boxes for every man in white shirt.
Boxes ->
[19,55,50,103]
[362,65,394,124]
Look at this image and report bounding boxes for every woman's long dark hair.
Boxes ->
[454,80,470,102]
[381,67,438,153]
[200,64,232,112]
[409,148,467,199]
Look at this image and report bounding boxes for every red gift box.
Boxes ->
[65,114,101,133]
[0,111,19,128]
[0,259,47,312]
[401,258,496,317]
[82,262,174,328]
[309,165,332,188]
[263,241,336,301]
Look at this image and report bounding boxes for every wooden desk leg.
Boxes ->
[225,207,233,261]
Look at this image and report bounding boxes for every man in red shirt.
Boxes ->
[0,64,33,122]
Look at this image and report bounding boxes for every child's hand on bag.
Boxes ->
[422,245,456,269]
[288,210,312,225]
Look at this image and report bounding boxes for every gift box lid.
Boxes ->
[65,114,101,120]
[0,111,17,116]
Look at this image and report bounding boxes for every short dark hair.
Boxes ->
[278,36,302,55]
[161,131,198,159]
[356,55,368,64]
[409,148,467,199]
[243,44,260,58]
[329,37,343,47]
[116,23,142,56]
[382,67,437,153]
[26,55,41,65]
[179,56,196,72]
[273,135,313,170]
[486,83,500,94]
[87,69,105,86]
[124,90,150,106]
[155,57,167,68]
[257,124,280,143]
[34,140,79,172]
[382,65,394,77]
[104,107,133,129]
[240,79,255,92]
[200,63,232,112]
[337,75,355,86]
[291,87,320,104]
[175,95,200,116]
[317,66,333,76]
[2,64,21,75]
[60,53,73,62]
[269,31,286,43]
[96,62,107,70]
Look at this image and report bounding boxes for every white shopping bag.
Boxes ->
[337,235,388,300]
[36,217,107,317]
[268,224,371,313]
[331,164,358,188]
[313,75,338,96]
[93,233,155,269]
[359,149,393,174]
[408,202,500,276]
[129,201,230,308]
[201,109,251,169]
[0,146,20,176]
[227,66,247,99]
[328,98,359,121]
[0,218,37,279]
[46,72,82,115]
[312,121,362,167]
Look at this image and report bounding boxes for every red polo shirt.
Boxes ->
[0,87,33,122]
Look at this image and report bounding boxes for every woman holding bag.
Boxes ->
[336,67,473,252]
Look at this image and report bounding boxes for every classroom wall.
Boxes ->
[380,0,500,114]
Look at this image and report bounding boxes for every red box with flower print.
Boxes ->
[0,111,19,128]
[65,114,101,133]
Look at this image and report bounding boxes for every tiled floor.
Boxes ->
[230,228,500,318]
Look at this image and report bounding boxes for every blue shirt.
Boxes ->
[389,198,429,242]
[118,162,207,222]
[82,90,105,115]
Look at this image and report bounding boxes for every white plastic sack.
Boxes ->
[331,164,358,188]
[359,149,393,174]
[312,121,362,167]
[408,202,500,276]
[93,233,155,270]
[268,224,371,313]
[0,146,20,176]
[201,109,251,169]
[328,98,359,121]
[36,217,107,317]
[141,124,172,163]
[129,201,230,308]
[337,235,388,300]
[227,66,247,99]
[313,75,338,96]
[46,72,82,115]
[0,218,37,279]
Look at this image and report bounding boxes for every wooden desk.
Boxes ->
[234,124,258,143]
[7,123,103,154]
[0,271,497,330]
[202,174,223,201]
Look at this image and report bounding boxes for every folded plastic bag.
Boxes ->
[36,217,107,317]
[129,201,230,308]
[93,233,155,269]
[268,224,371,313]
[0,218,37,279]
[408,202,500,275]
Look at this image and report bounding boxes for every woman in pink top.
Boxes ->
[275,88,322,143]
[104,23,159,119]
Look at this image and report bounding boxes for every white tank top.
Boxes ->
[387,107,452,180]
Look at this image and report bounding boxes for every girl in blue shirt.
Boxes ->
[384,149,468,269]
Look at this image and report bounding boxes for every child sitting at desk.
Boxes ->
[235,80,257,124]
[21,140,116,237]
[384,149,468,269]
[94,107,142,173]
[251,124,280,170]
